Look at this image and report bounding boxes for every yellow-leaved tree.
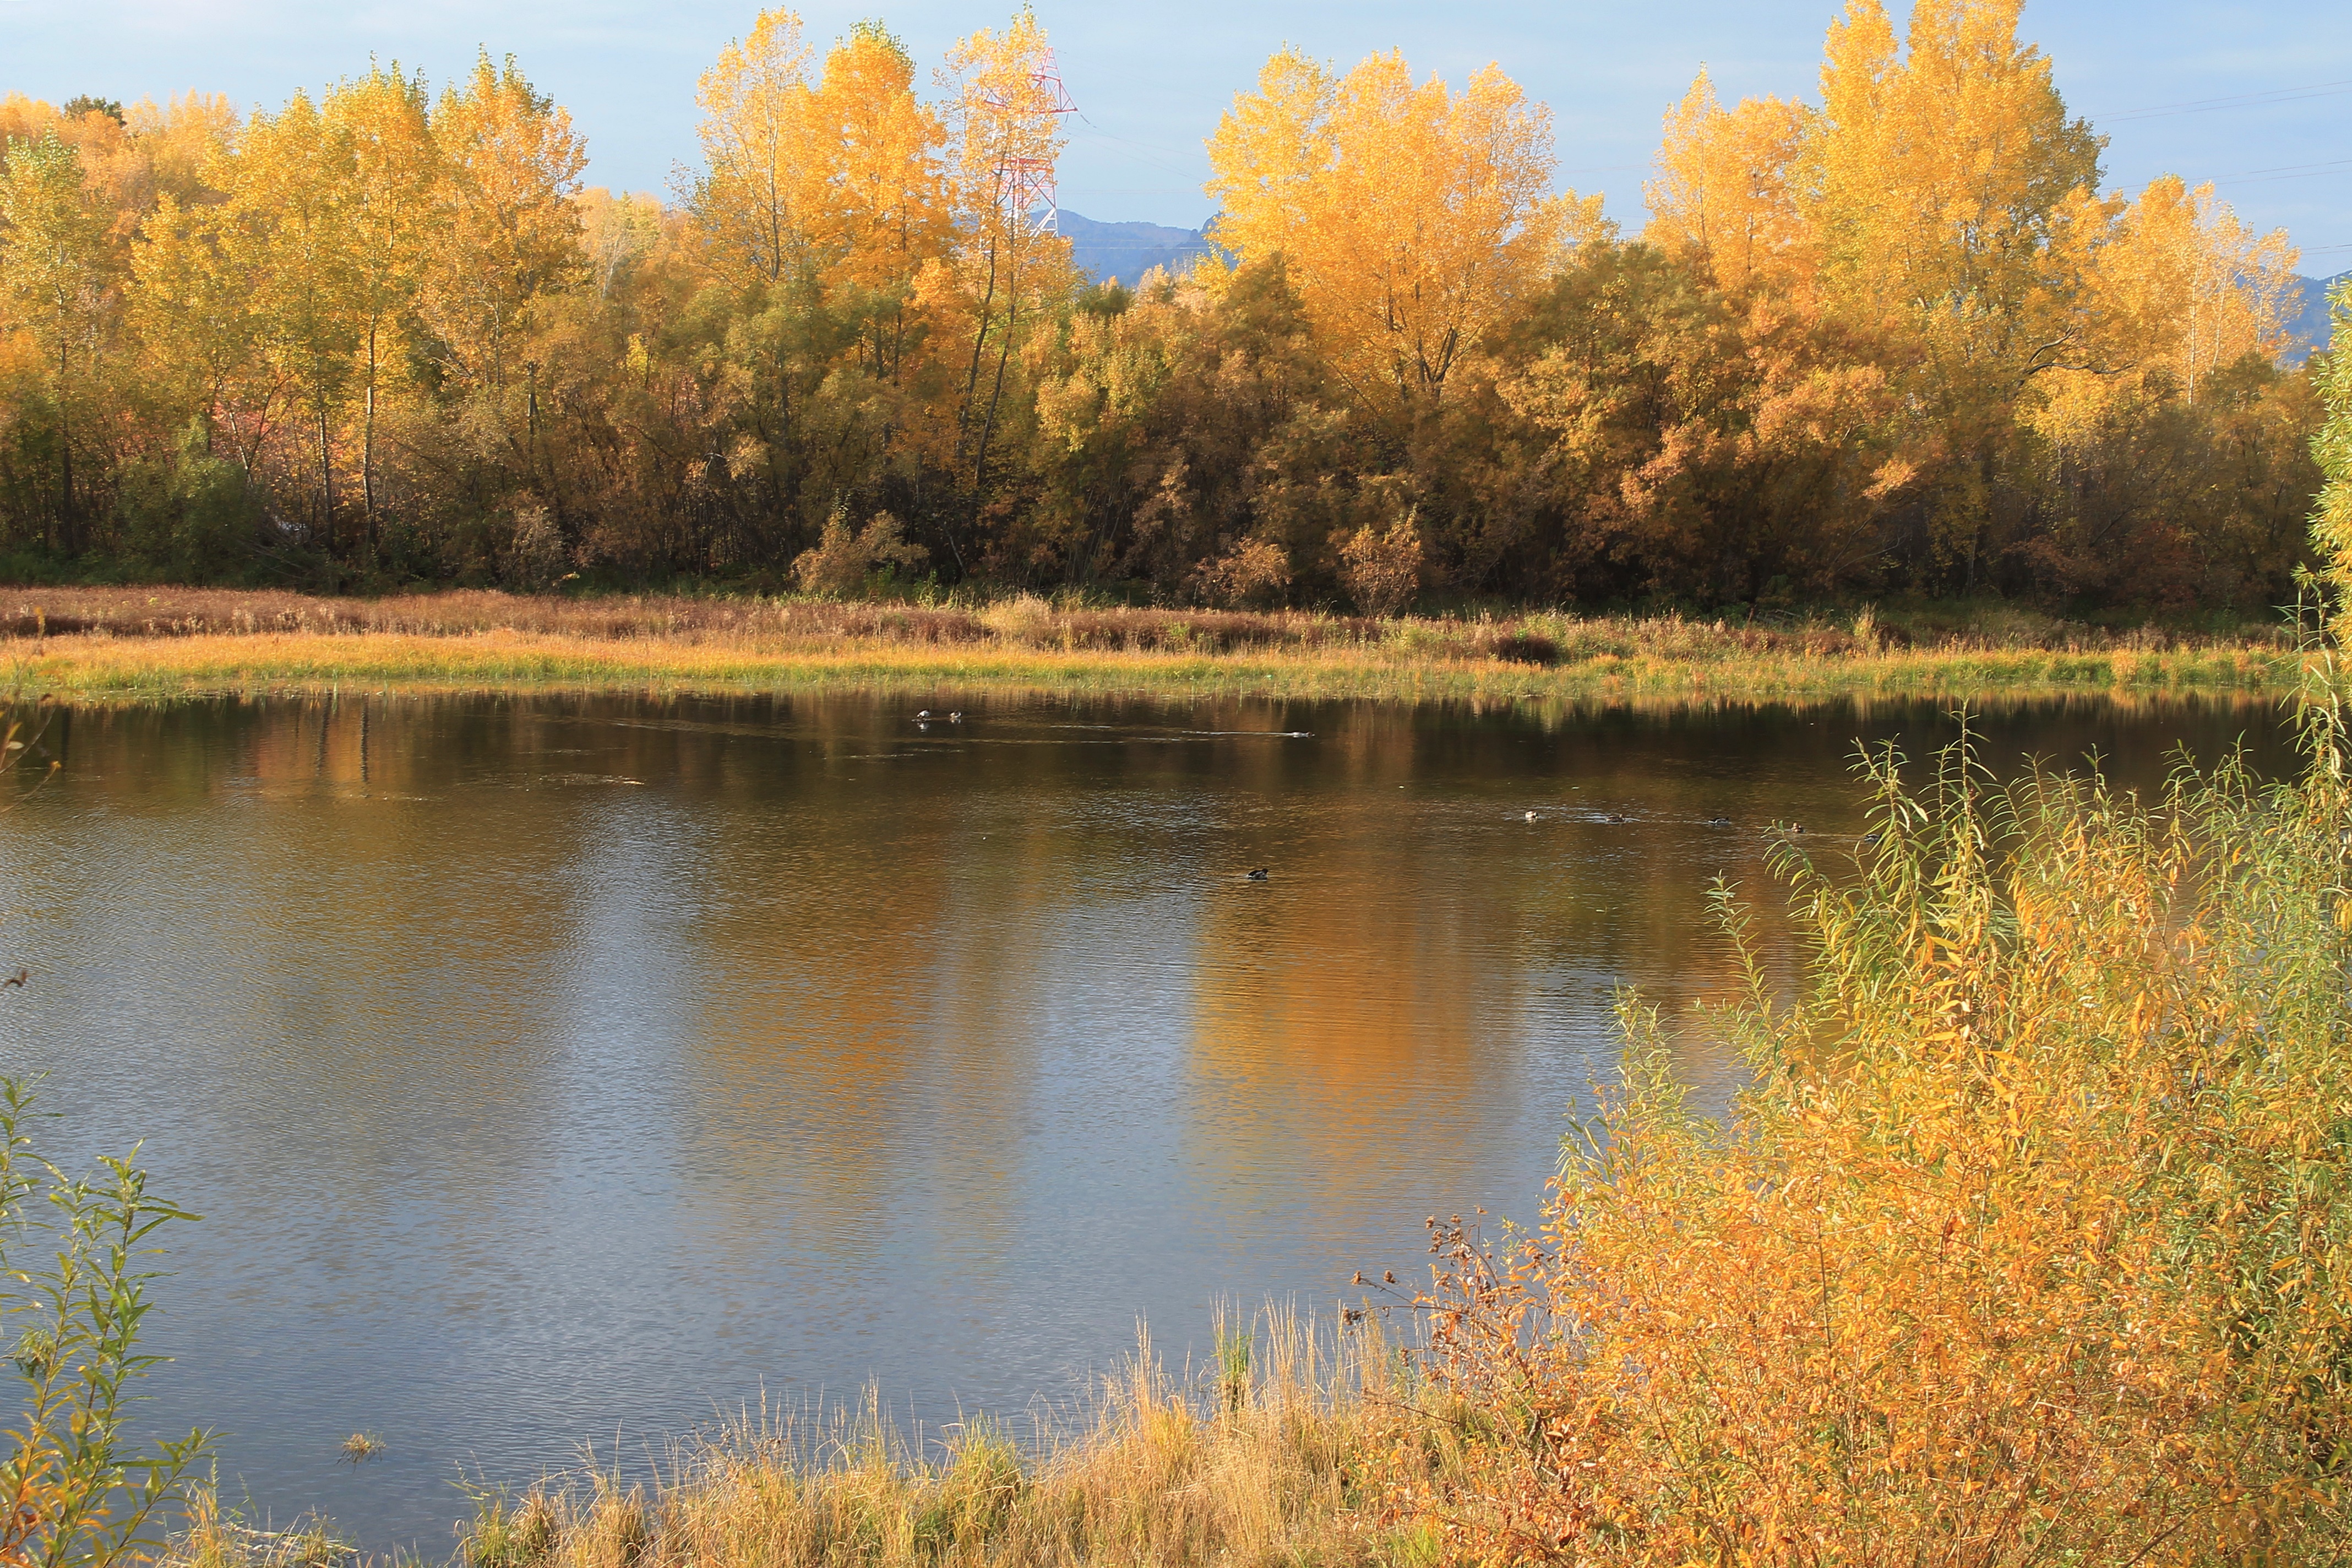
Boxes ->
[325,64,438,545]
[1799,0,2106,586]
[1642,67,1812,294]
[0,130,115,548]
[689,8,820,293]
[1805,0,2104,369]
[935,8,1076,502]
[2027,176,2299,461]
[415,51,584,501]
[221,91,363,534]
[807,20,952,384]
[1207,48,1592,416]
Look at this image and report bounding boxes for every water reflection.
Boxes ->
[0,689,2290,1550]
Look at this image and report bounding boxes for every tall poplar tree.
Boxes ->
[327,64,437,548]
[689,8,819,293]
[0,130,112,547]
[226,92,363,535]
[1207,49,1590,416]
[939,9,1075,504]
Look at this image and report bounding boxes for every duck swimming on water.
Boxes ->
[1246,867,1269,880]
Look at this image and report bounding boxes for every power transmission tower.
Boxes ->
[986,48,1077,237]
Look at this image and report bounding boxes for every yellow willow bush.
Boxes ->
[1407,708,2352,1563]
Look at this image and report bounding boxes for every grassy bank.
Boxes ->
[0,585,2307,704]
[175,1314,1441,1568]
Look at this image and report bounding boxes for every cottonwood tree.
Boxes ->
[1207,48,1593,417]
[222,92,363,536]
[327,64,438,548]
[0,131,113,547]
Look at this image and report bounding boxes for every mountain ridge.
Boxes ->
[2287,271,2345,364]
[1055,210,1222,289]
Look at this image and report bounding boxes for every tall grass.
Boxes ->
[0,585,2302,704]
[172,1314,1456,1568]
[0,586,2289,659]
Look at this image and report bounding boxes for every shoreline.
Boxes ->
[4,628,2306,707]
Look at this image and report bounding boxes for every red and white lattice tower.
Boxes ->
[986,48,1077,237]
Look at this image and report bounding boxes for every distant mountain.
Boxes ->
[1055,210,1225,289]
[2286,271,2346,365]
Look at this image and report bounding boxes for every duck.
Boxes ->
[948,711,965,723]
[1706,815,1732,828]
[1607,812,1630,825]
[1246,867,1269,880]
[1860,830,1882,847]
[1525,810,1538,821]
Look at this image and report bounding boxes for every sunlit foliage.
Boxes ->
[0,3,2324,613]
[1380,337,2352,1560]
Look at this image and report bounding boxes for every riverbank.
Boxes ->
[0,586,2306,704]
[172,1315,1432,1568]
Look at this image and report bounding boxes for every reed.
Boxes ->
[172,1312,1459,1568]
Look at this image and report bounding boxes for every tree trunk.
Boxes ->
[319,402,334,543]
[363,325,379,556]
[55,418,72,557]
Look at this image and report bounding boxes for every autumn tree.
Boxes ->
[131,193,268,466]
[1805,0,2104,360]
[221,91,362,532]
[326,64,438,544]
[807,20,951,383]
[0,130,115,546]
[689,9,819,292]
[937,8,1076,509]
[1643,67,1811,294]
[2085,177,2296,405]
[417,53,584,427]
[1207,48,1592,414]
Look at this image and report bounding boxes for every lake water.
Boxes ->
[0,689,2295,1553]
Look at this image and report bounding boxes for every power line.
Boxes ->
[2097,79,2352,122]
[2220,156,2352,178]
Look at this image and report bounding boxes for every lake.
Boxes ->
[0,689,2294,1552]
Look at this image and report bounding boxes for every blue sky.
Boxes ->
[4,0,2346,269]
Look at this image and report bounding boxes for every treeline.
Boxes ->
[0,0,2325,611]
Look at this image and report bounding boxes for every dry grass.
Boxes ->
[168,1313,1456,1568]
[0,585,2288,657]
[0,587,2305,704]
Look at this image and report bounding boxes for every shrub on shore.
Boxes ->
[1403,711,2352,1561]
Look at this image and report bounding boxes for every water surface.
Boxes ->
[0,690,2290,1550]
